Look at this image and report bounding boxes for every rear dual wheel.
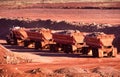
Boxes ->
[24,40,30,47]
[81,47,90,55]
[35,41,42,50]
[50,44,58,52]
[63,45,72,54]
[92,48,103,58]
[13,38,18,45]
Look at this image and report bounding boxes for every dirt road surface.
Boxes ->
[0,8,120,25]
[0,40,120,72]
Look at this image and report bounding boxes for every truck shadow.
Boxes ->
[3,44,119,58]
[35,52,94,58]
[3,44,94,58]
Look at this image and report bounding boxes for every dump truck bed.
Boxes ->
[85,32,115,47]
[12,27,28,40]
[25,28,52,41]
[52,30,84,45]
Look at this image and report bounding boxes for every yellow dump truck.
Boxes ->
[6,27,53,49]
[6,27,28,45]
[50,30,85,53]
[84,32,117,57]
[24,28,53,49]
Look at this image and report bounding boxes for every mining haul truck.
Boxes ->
[24,28,53,49]
[6,27,117,58]
[50,30,85,53]
[84,32,117,57]
[6,27,28,45]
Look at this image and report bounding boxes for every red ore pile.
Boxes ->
[0,44,31,64]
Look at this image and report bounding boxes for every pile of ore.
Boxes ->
[0,44,31,64]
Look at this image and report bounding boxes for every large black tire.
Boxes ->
[81,47,90,55]
[63,45,68,53]
[24,40,30,47]
[50,44,58,52]
[6,35,18,45]
[68,45,73,53]
[6,38,11,45]
[50,44,54,52]
[92,48,98,57]
[63,45,72,54]
[92,48,103,58]
[35,41,42,50]
[13,38,18,45]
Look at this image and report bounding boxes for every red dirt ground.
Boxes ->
[0,8,120,25]
[0,2,120,76]
[0,40,120,77]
